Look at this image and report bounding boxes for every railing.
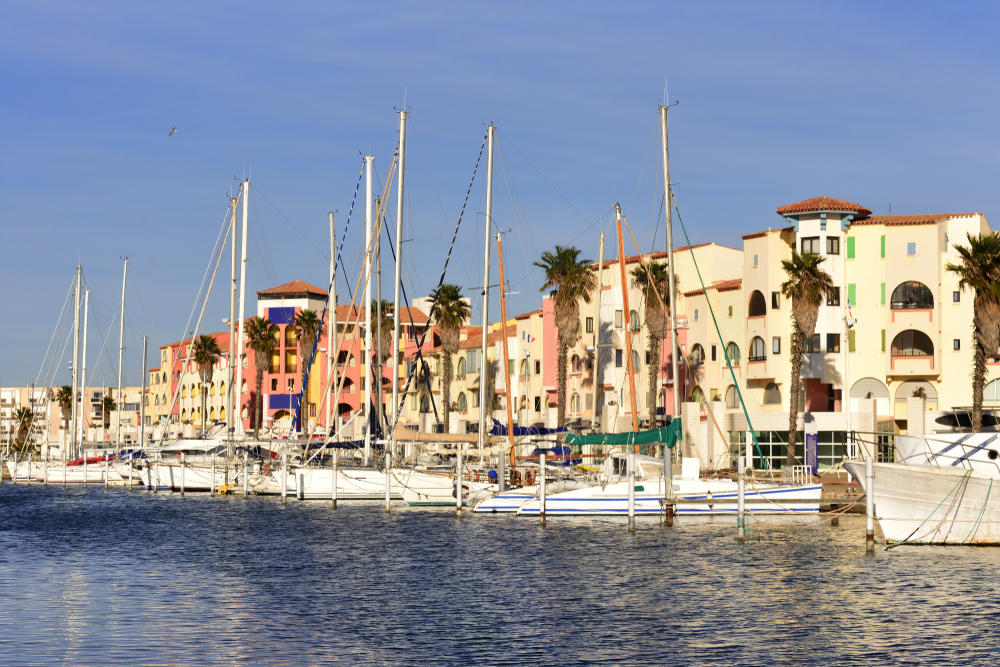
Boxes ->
[781,465,812,486]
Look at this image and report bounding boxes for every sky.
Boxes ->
[2,1,1000,387]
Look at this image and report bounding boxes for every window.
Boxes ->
[694,309,699,321]
[629,310,639,331]
[891,282,934,309]
[801,237,820,254]
[726,342,741,365]
[632,350,640,370]
[907,242,917,256]
[615,310,623,328]
[711,345,717,362]
[534,396,541,412]
[519,360,529,379]
[953,291,960,303]
[827,237,840,255]
[615,349,623,367]
[724,385,738,409]
[753,254,759,268]
[748,291,767,317]
[772,336,781,355]
[820,218,827,231]
[287,378,295,391]
[891,330,934,357]
[954,339,961,351]
[690,344,705,366]
[763,382,781,405]
[728,305,733,317]
[457,357,467,378]
[534,360,541,374]
[804,334,822,353]
[457,392,468,412]
[570,393,581,413]
[586,317,594,333]
[749,337,767,362]
[571,355,582,373]
[827,287,841,307]
[419,395,430,413]
[826,333,840,353]
[771,292,780,309]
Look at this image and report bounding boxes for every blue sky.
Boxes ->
[2,1,999,386]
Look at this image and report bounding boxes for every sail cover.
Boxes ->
[489,418,567,436]
[565,420,682,448]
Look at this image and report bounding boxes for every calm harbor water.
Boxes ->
[2,485,999,665]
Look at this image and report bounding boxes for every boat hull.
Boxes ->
[473,479,592,513]
[393,469,495,506]
[268,467,404,500]
[846,461,1000,545]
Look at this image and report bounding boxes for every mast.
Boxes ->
[496,233,516,469]
[659,103,680,419]
[234,179,250,438]
[78,289,89,448]
[327,212,336,436]
[69,266,81,462]
[227,195,238,439]
[390,109,406,441]
[363,155,374,464]
[477,124,496,453]
[590,233,605,432]
[616,203,639,436]
[139,336,148,449]
[375,198,384,431]
[116,257,127,450]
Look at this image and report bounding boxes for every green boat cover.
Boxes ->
[565,419,682,448]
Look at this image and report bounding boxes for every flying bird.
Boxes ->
[168,127,177,136]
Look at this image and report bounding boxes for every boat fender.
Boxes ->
[472,470,480,482]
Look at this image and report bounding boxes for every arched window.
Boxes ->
[689,386,704,404]
[457,357,467,378]
[689,344,705,367]
[241,379,248,395]
[342,377,355,392]
[154,394,160,406]
[285,350,297,373]
[763,382,781,405]
[144,395,149,406]
[570,393,581,413]
[519,359,529,379]
[891,330,934,357]
[210,407,217,421]
[219,381,225,396]
[890,281,934,310]
[181,386,188,399]
[571,354,582,373]
[726,342,741,365]
[749,337,767,362]
[632,350,640,371]
[210,383,217,396]
[986,379,1000,406]
[241,405,248,420]
[629,310,640,331]
[724,385,738,409]
[284,326,297,347]
[456,392,468,412]
[181,409,188,423]
[419,394,431,413]
[219,407,226,422]
[748,290,767,317]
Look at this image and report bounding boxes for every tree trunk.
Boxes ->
[646,334,660,425]
[201,382,207,437]
[254,367,264,439]
[557,342,568,427]
[442,352,453,433]
[299,343,310,435]
[973,336,986,433]
[787,329,803,467]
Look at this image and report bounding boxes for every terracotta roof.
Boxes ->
[776,197,871,217]
[742,226,794,240]
[683,279,742,298]
[257,280,328,298]
[850,212,982,227]
[515,308,542,320]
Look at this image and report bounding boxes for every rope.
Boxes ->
[886,469,972,549]
[962,477,992,544]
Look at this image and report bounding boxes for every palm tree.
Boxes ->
[947,231,1000,432]
[535,245,597,427]
[367,299,395,425]
[632,260,672,425]
[13,406,34,453]
[780,250,834,467]
[191,334,222,436]
[430,284,471,432]
[101,394,116,430]
[55,385,72,437]
[293,309,321,433]
[245,316,278,438]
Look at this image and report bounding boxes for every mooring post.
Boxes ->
[331,449,338,510]
[737,455,747,543]
[128,457,134,492]
[242,450,249,497]
[628,451,636,533]
[662,446,675,527]
[151,459,158,494]
[180,451,186,496]
[212,451,218,497]
[281,447,288,507]
[830,503,840,526]
[296,470,304,500]
[83,449,88,489]
[104,452,110,491]
[865,457,875,553]
[43,448,48,486]
[539,452,547,526]
[456,447,463,519]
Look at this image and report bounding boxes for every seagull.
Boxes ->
[168,127,177,136]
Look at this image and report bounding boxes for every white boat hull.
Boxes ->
[144,463,232,491]
[846,461,1000,545]
[267,467,404,499]
[473,479,592,513]
[5,460,121,484]
[392,468,495,506]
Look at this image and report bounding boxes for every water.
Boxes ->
[2,486,999,665]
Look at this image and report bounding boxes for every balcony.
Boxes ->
[888,355,936,377]
[745,359,773,380]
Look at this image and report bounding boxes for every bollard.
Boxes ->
[865,457,875,553]
[662,446,675,527]
[456,448,463,519]
[104,453,110,490]
[384,441,391,514]
[83,451,88,489]
[152,459,158,493]
[297,470,305,500]
[627,452,636,533]
[737,455,747,543]
[128,458,134,492]
[539,452,547,526]
[211,451,217,497]
[281,449,288,506]
[830,503,840,527]
[242,451,249,497]
[331,449,338,510]
[180,451,186,496]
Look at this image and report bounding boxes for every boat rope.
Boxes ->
[671,193,768,469]
[962,477,992,544]
[886,469,972,549]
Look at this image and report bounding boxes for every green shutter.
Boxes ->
[881,329,886,352]
[881,282,886,305]
[880,235,886,258]
[847,283,856,306]
[846,236,855,259]
[848,330,856,353]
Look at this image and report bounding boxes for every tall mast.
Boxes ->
[590,233,605,432]
[616,203,639,436]
[234,179,250,438]
[390,109,407,441]
[78,289,89,447]
[327,211,337,436]
[69,266,81,461]
[375,198,384,430]
[659,103,680,419]
[477,124,496,451]
[139,336,148,449]
[363,155,374,464]
[116,257,127,450]
[496,233,516,469]
[227,195,238,438]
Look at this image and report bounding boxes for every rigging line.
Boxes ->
[650,192,666,255]
[627,124,661,238]
[334,158,366,301]
[33,274,76,389]
[495,139,541,301]
[40,288,75,392]
[90,300,123,388]
[124,262,157,336]
[251,184,328,266]
[249,198,277,286]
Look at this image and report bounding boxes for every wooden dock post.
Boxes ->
[331,449,338,510]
